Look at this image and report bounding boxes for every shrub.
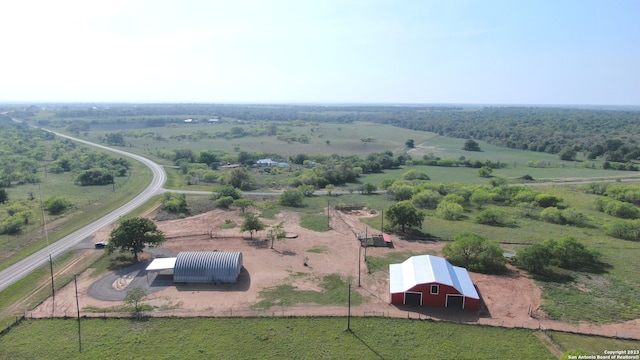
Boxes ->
[535,193,563,208]
[436,201,464,221]
[279,189,304,207]
[475,208,511,226]
[411,190,441,209]
[402,169,430,181]
[442,232,506,274]
[43,196,73,215]
[539,207,565,224]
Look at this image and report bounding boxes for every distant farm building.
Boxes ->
[389,255,479,309]
[145,251,243,284]
[257,158,290,168]
[208,118,219,123]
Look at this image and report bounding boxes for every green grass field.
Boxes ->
[0,317,553,359]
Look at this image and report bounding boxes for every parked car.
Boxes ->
[94,241,108,249]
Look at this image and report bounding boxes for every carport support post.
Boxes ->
[358,245,361,287]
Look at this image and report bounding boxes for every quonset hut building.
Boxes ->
[145,251,243,284]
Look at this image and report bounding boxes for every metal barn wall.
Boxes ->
[173,251,243,284]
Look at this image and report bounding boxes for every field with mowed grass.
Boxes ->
[0,317,553,359]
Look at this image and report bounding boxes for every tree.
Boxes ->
[125,287,147,314]
[224,167,252,190]
[386,200,425,232]
[478,166,493,178]
[535,193,563,208]
[43,196,73,215]
[475,208,511,226]
[516,243,552,274]
[435,201,465,220]
[107,217,166,261]
[360,182,377,195]
[241,213,265,239]
[212,185,242,200]
[216,196,234,208]
[233,198,254,213]
[470,188,493,209]
[411,190,441,209]
[325,184,335,196]
[161,193,188,214]
[462,139,481,152]
[405,139,415,148]
[0,188,7,204]
[442,232,506,274]
[297,184,316,197]
[279,189,304,207]
[268,222,286,249]
[559,146,577,161]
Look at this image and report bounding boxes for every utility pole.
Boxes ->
[347,283,352,332]
[49,254,55,313]
[327,200,330,229]
[358,245,361,287]
[75,275,82,352]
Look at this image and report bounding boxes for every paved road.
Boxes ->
[0,127,167,292]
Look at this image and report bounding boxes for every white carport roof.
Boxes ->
[145,257,177,271]
[389,255,479,299]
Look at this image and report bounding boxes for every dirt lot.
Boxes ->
[32,207,640,339]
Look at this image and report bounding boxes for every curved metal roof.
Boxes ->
[173,251,243,284]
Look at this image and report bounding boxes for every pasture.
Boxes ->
[0,317,553,359]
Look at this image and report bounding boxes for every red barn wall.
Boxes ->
[464,297,479,310]
[408,283,461,307]
[390,293,404,304]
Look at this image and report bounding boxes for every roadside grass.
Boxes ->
[548,331,640,356]
[0,159,151,272]
[0,250,105,331]
[253,274,362,310]
[0,317,553,359]
[300,214,331,232]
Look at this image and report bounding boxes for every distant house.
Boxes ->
[277,162,290,168]
[183,118,193,123]
[389,255,479,309]
[208,118,219,124]
[257,158,278,167]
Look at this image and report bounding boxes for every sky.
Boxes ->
[1,0,639,105]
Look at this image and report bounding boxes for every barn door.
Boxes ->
[404,292,422,306]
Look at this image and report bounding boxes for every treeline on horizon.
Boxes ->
[6,104,640,163]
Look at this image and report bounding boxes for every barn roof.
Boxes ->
[389,255,478,299]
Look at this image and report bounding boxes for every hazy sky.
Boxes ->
[1,0,639,105]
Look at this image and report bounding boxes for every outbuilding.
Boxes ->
[146,251,243,284]
[389,255,479,309]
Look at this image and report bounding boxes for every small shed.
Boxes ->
[173,251,243,284]
[389,255,479,309]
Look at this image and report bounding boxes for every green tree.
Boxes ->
[516,243,552,274]
[360,182,377,195]
[442,232,506,274]
[462,139,481,152]
[161,193,188,214]
[405,139,415,148]
[107,217,166,261]
[279,189,304,207]
[411,190,441,209]
[402,169,430,181]
[475,208,511,226]
[470,188,493,209]
[216,196,234,208]
[435,201,465,221]
[233,198,254,213]
[386,200,425,232]
[325,184,335,196]
[478,166,493,178]
[559,146,577,161]
[0,188,7,204]
[125,287,147,315]
[241,213,265,239]
[535,193,563,208]
[224,167,252,190]
[297,184,316,197]
[43,196,73,215]
[268,222,286,249]
[212,185,242,200]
